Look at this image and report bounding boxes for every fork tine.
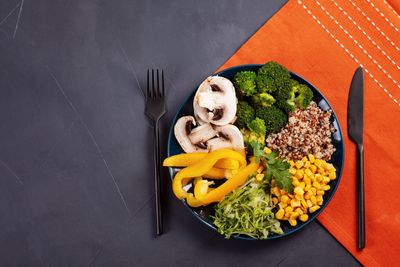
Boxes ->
[147,69,150,99]
[152,69,156,99]
[161,70,165,98]
[156,69,160,98]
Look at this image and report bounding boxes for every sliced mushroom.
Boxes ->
[207,125,244,151]
[174,116,218,153]
[193,76,237,126]
[188,123,217,144]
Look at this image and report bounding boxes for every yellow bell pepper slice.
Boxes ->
[163,153,240,169]
[193,162,259,204]
[172,149,246,199]
[203,168,226,179]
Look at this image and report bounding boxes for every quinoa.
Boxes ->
[266,102,336,161]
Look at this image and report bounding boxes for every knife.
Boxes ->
[347,67,365,249]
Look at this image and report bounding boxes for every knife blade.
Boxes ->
[347,66,365,249]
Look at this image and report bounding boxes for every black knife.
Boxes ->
[347,67,365,249]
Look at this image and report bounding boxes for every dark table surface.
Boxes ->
[0,0,361,266]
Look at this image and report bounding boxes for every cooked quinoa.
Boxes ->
[266,102,336,161]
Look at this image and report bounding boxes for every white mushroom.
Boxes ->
[193,76,237,126]
[207,125,244,151]
[174,116,217,153]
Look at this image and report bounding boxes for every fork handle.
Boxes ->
[153,119,163,235]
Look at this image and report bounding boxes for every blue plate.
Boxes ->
[167,64,344,240]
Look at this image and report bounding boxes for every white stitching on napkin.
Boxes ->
[348,0,400,52]
[366,0,399,32]
[383,0,400,20]
[318,1,400,89]
[322,0,399,70]
[297,0,400,108]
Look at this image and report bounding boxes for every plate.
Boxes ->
[167,64,344,240]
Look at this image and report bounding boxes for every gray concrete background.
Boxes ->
[0,0,360,266]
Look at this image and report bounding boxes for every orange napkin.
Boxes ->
[218,0,400,265]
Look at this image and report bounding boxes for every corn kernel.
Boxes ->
[289,168,297,175]
[316,195,323,203]
[290,211,300,219]
[323,185,331,191]
[312,182,321,189]
[256,173,264,182]
[299,182,306,190]
[304,177,311,185]
[295,195,303,200]
[309,205,320,213]
[295,170,304,179]
[329,172,337,180]
[292,178,300,186]
[295,208,303,215]
[278,202,287,209]
[310,195,317,204]
[306,200,313,207]
[304,184,312,191]
[294,187,305,196]
[263,147,272,154]
[309,165,317,173]
[275,209,285,220]
[301,199,308,209]
[288,160,295,167]
[281,189,288,195]
[318,167,325,174]
[317,200,323,206]
[289,219,297,226]
[317,190,325,196]
[273,187,280,196]
[299,214,309,222]
[308,154,315,162]
[322,176,330,184]
[295,160,304,169]
[304,168,313,177]
[272,197,279,205]
[304,161,311,168]
[290,199,301,208]
[302,156,308,163]
[285,206,293,213]
[281,195,289,203]
[304,191,312,200]
[310,188,317,195]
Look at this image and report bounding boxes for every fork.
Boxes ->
[145,69,166,236]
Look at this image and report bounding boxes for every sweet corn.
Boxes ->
[256,173,264,182]
[299,214,309,222]
[309,165,317,173]
[290,199,301,208]
[275,209,285,220]
[281,195,289,203]
[309,205,320,213]
[295,208,303,215]
[271,154,336,227]
[295,170,304,179]
[289,219,297,226]
[301,199,308,209]
[304,161,311,168]
[295,160,304,169]
[263,147,272,154]
[285,206,293,214]
[294,187,305,196]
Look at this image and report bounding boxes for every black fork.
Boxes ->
[145,69,166,235]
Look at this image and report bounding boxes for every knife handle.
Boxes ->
[357,144,365,249]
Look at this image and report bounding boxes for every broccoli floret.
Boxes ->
[294,84,313,108]
[275,79,313,112]
[233,71,257,97]
[240,128,265,146]
[247,117,267,137]
[235,101,255,128]
[251,92,275,108]
[256,106,288,134]
[256,61,291,94]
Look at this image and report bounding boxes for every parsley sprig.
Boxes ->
[250,141,293,193]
